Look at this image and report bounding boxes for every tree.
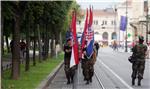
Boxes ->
[2,1,28,79]
[22,2,33,71]
[32,2,44,64]
[2,2,14,55]
[1,1,81,78]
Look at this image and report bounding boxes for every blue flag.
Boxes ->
[66,30,72,40]
[120,16,127,31]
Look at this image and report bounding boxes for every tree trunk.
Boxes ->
[45,24,49,59]
[25,22,30,71]
[5,35,10,53]
[55,30,59,45]
[37,24,42,63]
[1,9,4,77]
[33,26,36,66]
[42,24,46,60]
[50,35,54,57]
[11,15,20,80]
[1,16,4,55]
[59,32,63,51]
[50,25,56,57]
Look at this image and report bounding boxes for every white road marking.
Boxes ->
[98,59,134,89]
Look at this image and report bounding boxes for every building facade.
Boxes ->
[77,0,150,46]
[77,9,120,46]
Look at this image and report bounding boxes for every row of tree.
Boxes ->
[1,1,82,80]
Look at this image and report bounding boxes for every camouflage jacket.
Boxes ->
[132,43,147,60]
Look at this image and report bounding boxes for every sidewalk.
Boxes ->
[45,63,103,89]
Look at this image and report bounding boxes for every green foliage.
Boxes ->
[1,1,14,20]
[2,1,81,40]
[2,53,64,89]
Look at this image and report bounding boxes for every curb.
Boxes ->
[36,60,64,89]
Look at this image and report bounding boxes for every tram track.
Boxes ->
[96,55,133,89]
[94,71,106,89]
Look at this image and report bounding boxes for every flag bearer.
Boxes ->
[82,44,95,84]
[64,38,75,84]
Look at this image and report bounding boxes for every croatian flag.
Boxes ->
[81,8,88,57]
[86,7,94,59]
[70,11,79,68]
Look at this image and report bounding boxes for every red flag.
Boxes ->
[70,11,79,68]
[81,8,88,55]
[89,6,93,27]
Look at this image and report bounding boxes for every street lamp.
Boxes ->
[125,0,128,52]
[146,0,149,44]
[114,5,117,39]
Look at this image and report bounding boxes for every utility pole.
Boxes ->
[125,0,128,52]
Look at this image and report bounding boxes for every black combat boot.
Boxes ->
[67,81,70,84]
[84,77,86,81]
[71,78,74,83]
[90,78,92,83]
[67,78,70,84]
[132,78,135,85]
[86,80,89,84]
[138,79,141,86]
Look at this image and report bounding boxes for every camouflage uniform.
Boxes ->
[82,47,95,84]
[131,42,147,86]
[64,44,75,84]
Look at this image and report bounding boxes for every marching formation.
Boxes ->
[63,6,97,85]
[63,6,149,87]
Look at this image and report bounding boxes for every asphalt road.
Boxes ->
[96,47,150,89]
[47,47,150,89]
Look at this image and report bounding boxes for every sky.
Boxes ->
[76,0,126,9]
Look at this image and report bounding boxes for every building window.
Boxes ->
[95,32,99,34]
[96,20,98,25]
[102,27,105,29]
[111,20,116,25]
[94,20,98,25]
[111,21,114,25]
[114,21,116,25]
[105,21,107,25]
[94,20,96,25]
[111,32,117,39]
[102,20,105,25]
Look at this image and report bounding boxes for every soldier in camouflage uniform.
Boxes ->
[131,36,147,86]
[81,44,87,81]
[64,39,75,84]
[82,43,96,84]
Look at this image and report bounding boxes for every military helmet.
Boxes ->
[138,35,144,41]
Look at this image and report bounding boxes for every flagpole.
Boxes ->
[125,0,128,52]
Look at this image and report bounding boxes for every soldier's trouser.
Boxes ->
[64,65,71,82]
[89,66,94,80]
[132,61,145,80]
[84,61,94,81]
[64,65,75,83]
[70,67,75,82]
[81,59,86,78]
